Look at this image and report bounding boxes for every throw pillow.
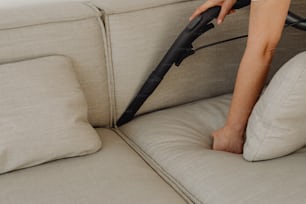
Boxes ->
[244,52,306,161]
[0,56,101,174]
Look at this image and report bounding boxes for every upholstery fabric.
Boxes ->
[91,0,193,14]
[120,94,306,204]
[0,56,101,174]
[0,2,99,30]
[244,52,306,161]
[0,129,187,204]
[0,0,193,14]
[107,0,248,120]
[0,2,110,126]
[107,0,306,121]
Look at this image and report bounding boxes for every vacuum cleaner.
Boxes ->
[117,0,306,126]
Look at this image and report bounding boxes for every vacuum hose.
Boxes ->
[116,0,306,126]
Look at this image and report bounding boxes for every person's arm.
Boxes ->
[212,0,291,153]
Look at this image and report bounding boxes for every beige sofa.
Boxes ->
[0,1,305,203]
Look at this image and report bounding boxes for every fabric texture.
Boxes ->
[0,2,99,30]
[0,56,101,174]
[0,2,110,126]
[108,0,248,120]
[107,0,306,121]
[0,0,191,14]
[120,94,306,204]
[244,52,306,161]
[91,0,192,14]
[0,128,187,204]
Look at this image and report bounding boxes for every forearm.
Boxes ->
[225,46,273,132]
[225,0,291,133]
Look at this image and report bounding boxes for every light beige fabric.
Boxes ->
[120,94,306,204]
[0,0,191,14]
[107,0,248,120]
[0,2,110,126]
[0,56,101,174]
[0,128,187,204]
[107,0,306,121]
[244,52,306,161]
[91,0,192,14]
[0,2,99,30]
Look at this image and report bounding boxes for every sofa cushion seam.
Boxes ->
[102,15,119,126]
[89,5,114,128]
[114,128,203,204]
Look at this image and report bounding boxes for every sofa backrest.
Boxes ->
[0,2,110,127]
[1,0,305,127]
[102,0,306,122]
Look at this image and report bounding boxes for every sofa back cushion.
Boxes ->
[0,2,110,127]
[105,0,306,121]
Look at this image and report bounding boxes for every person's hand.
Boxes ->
[211,125,245,154]
[189,0,237,24]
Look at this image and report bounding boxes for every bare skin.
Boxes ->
[190,0,291,154]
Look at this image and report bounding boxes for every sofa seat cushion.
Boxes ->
[0,129,186,204]
[120,94,306,204]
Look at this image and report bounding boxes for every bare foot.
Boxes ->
[211,126,245,154]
